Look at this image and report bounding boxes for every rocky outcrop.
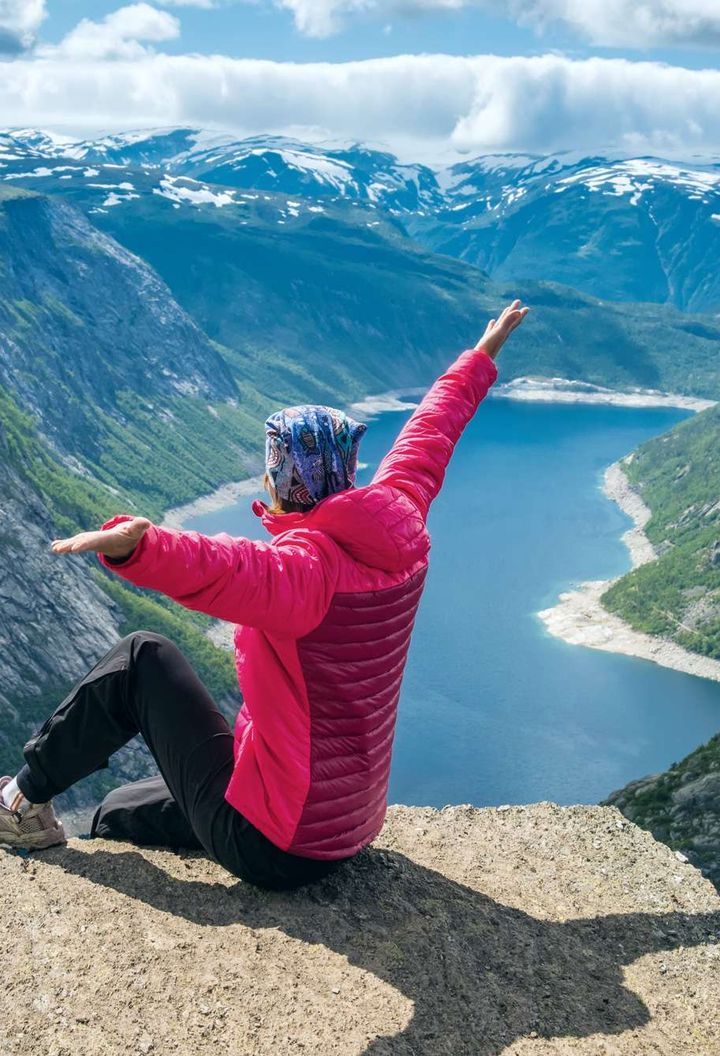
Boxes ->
[1,803,719,1056]
[606,734,720,892]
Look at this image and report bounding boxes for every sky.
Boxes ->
[1,1,720,161]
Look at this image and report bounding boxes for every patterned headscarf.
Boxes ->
[265,405,367,507]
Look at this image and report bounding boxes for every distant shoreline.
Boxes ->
[348,376,717,417]
[538,462,720,684]
[162,474,265,529]
[163,374,717,529]
[492,376,716,412]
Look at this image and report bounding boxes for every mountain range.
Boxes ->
[3,127,720,312]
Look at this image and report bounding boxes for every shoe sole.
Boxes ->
[0,822,67,851]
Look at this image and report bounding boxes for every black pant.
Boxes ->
[18,631,350,891]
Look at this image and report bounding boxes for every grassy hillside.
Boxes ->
[598,406,720,890]
[94,194,720,402]
[603,405,720,659]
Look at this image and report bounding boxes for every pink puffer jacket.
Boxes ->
[99,347,497,858]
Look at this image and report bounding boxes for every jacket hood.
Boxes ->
[252,484,430,573]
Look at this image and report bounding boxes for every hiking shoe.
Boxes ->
[0,776,67,850]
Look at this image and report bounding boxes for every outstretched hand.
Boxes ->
[476,299,530,361]
[51,517,151,560]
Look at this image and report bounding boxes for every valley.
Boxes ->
[0,128,718,863]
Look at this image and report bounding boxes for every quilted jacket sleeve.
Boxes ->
[372,347,498,518]
[97,516,340,638]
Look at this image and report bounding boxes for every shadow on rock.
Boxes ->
[44,844,720,1055]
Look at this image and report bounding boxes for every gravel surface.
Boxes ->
[2,803,719,1055]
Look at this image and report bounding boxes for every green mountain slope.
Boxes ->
[598,407,720,891]
[605,734,720,890]
[0,187,271,518]
[87,191,720,400]
[412,157,720,314]
[603,406,720,659]
[4,162,720,399]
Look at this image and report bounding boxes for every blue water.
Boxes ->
[187,399,720,807]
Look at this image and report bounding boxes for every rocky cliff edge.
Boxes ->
[1,803,719,1056]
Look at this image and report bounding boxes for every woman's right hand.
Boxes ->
[51,516,152,560]
[476,299,530,361]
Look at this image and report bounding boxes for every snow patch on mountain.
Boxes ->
[242,147,355,193]
[556,160,720,202]
[153,175,235,208]
[4,166,56,180]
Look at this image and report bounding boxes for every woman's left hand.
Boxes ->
[51,517,151,560]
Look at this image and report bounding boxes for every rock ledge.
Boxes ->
[2,803,719,1055]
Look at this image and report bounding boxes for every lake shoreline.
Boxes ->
[164,376,717,528]
[163,375,720,682]
[492,376,715,412]
[349,376,716,416]
[162,474,265,529]
[538,462,720,684]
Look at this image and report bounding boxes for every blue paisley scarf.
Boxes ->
[265,405,367,507]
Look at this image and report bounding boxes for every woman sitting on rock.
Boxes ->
[0,300,529,890]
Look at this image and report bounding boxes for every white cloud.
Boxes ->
[276,0,361,37]
[39,4,180,61]
[2,51,720,160]
[0,0,47,52]
[275,0,720,46]
[155,0,217,7]
[514,0,720,47]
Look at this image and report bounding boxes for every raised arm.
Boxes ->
[372,300,529,518]
[51,515,340,637]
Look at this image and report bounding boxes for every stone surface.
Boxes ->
[1,803,719,1055]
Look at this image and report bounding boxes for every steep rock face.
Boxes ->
[0,187,237,460]
[0,189,253,804]
[0,457,118,717]
[606,735,720,891]
[0,427,235,810]
[1,804,718,1055]
[0,452,124,787]
[0,184,279,523]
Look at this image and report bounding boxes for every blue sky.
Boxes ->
[1,2,720,161]
[39,1,720,67]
